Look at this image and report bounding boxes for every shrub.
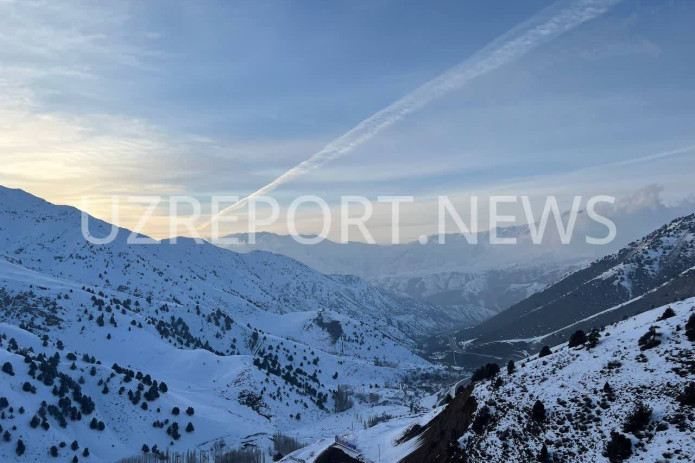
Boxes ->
[538,346,552,358]
[623,403,652,434]
[568,330,587,348]
[605,431,632,462]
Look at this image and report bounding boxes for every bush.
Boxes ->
[568,330,587,348]
[605,431,632,462]
[538,346,552,358]
[623,403,652,434]
[507,360,516,375]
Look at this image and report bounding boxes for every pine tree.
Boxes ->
[532,400,546,423]
[1,362,14,376]
[587,329,601,349]
[186,422,195,432]
[507,360,516,375]
[16,439,25,456]
[568,330,587,347]
[686,313,695,342]
[605,432,632,462]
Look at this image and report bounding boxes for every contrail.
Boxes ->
[200,0,621,230]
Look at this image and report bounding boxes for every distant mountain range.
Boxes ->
[221,190,693,328]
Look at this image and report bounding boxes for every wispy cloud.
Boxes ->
[203,0,624,228]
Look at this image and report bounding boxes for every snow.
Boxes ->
[288,298,695,462]
[0,186,440,462]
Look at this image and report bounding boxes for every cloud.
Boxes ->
[203,0,624,228]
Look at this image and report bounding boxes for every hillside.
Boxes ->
[0,186,446,462]
[448,213,695,367]
[288,298,695,463]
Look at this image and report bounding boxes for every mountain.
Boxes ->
[222,190,694,328]
[448,213,695,368]
[221,230,585,328]
[287,298,695,463]
[0,186,446,462]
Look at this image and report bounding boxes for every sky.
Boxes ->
[1,0,694,241]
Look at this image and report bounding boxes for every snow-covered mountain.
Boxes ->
[0,186,447,462]
[222,231,584,328]
[288,298,695,463]
[449,213,695,368]
[221,188,695,328]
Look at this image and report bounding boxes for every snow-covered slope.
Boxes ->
[0,185,447,341]
[450,213,695,368]
[0,186,443,462]
[289,298,695,463]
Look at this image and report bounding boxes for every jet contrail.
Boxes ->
[200,0,622,230]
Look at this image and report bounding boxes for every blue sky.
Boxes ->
[1,0,694,239]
